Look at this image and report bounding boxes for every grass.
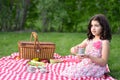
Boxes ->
[0,32,120,79]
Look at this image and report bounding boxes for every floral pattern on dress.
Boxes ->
[93,41,102,50]
[60,40,108,78]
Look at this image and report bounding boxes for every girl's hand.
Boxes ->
[70,46,78,55]
[76,54,85,59]
[76,54,89,59]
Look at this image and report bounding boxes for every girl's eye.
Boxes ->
[90,25,93,27]
[95,24,99,27]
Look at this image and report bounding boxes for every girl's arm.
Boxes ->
[84,40,110,66]
[70,39,88,55]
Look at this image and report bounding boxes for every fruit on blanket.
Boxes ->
[32,58,39,61]
[28,60,45,66]
[50,59,62,64]
[38,66,46,69]
[40,59,49,63]
[15,56,20,60]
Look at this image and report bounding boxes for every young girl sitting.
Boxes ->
[60,14,112,78]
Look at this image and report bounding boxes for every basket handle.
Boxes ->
[30,32,41,53]
[30,32,39,45]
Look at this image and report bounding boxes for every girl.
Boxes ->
[60,14,112,78]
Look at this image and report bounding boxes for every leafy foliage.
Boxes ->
[0,0,120,33]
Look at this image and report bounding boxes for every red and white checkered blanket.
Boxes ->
[0,53,116,80]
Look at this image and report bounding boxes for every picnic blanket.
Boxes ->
[0,52,116,80]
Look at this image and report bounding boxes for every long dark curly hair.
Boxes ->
[87,14,112,41]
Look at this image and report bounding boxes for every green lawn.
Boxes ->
[0,32,120,79]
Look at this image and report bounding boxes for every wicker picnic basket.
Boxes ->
[18,32,55,60]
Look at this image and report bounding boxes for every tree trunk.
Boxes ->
[41,10,48,32]
[19,0,30,30]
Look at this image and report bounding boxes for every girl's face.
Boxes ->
[90,20,102,36]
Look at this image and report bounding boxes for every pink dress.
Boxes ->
[60,40,108,78]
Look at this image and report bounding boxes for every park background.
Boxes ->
[0,0,120,79]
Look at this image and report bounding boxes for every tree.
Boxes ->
[0,0,120,33]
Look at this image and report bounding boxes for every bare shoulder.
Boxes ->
[102,40,110,44]
[102,40,110,46]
